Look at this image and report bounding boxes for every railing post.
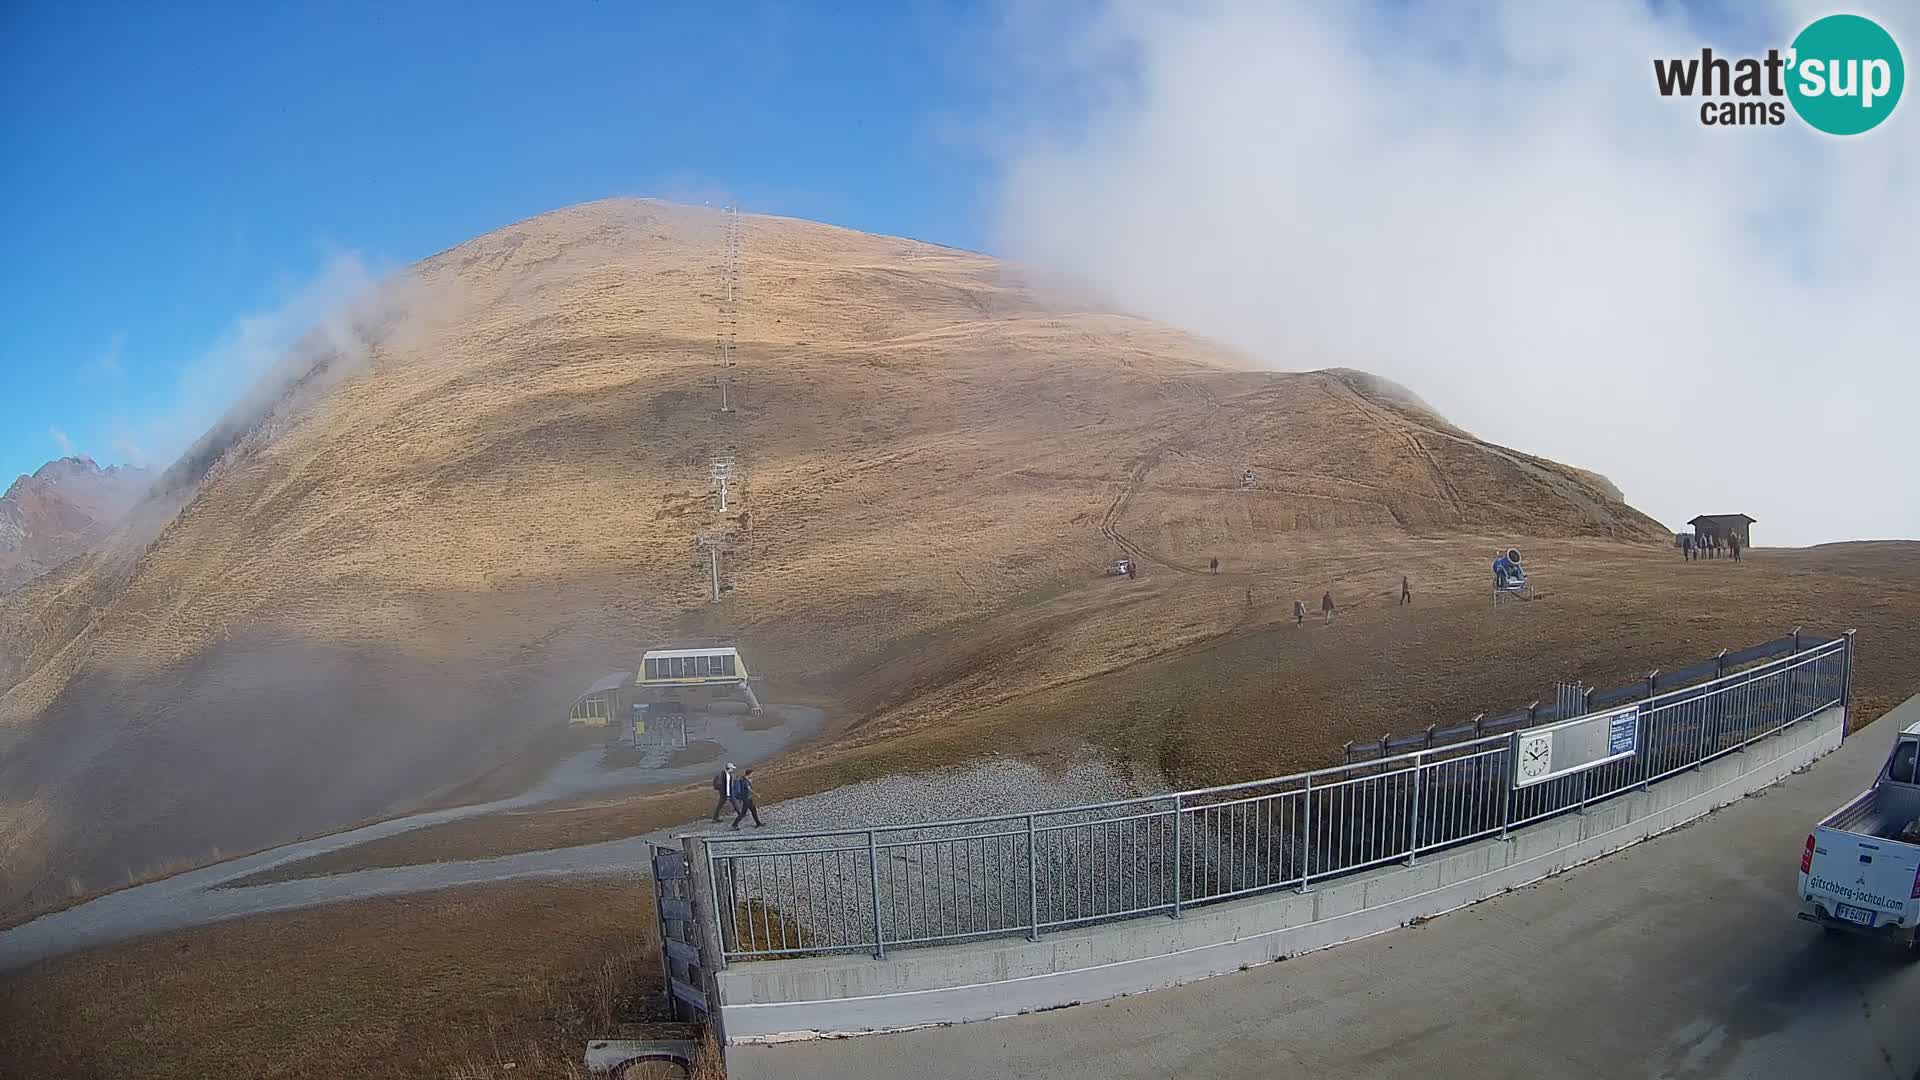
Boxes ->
[1171,794,1184,918]
[1407,757,1424,865]
[1577,765,1590,815]
[1646,670,1659,699]
[1499,733,1515,840]
[646,844,675,1016]
[1026,814,1039,941]
[1297,774,1314,892]
[1842,629,1857,720]
[680,835,730,1045]
[867,829,885,960]
[1715,649,1727,679]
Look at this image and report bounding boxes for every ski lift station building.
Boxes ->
[568,670,631,727]
[637,646,762,714]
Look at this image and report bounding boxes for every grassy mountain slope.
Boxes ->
[0,199,1664,912]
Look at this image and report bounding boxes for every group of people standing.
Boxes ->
[1681,532,1741,562]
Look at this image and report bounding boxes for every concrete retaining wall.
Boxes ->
[714,705,1846,1044]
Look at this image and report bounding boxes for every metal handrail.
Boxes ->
[701,634,1850,962]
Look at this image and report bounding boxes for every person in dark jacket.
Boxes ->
[1400,576,1412,605]
[731,768,763,829]
[1321,591,1335,623]
[711,763,738,822]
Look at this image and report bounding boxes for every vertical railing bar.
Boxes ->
[1499,739,1514,840]
[805,851,817,950]
[920,841,931,940]
[1171,794,1184,916]
[1409,757,1424,863]
[780,854,793,952]
[866,830,885,958]
[1026,814,1039,940]
[1300,774,1314,890]
[756,859,770,954]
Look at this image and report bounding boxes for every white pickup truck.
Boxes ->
[1798,716,1920,955]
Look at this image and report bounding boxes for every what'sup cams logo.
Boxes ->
[1654,13,1904,134]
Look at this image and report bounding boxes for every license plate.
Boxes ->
[1833,903,1876,926]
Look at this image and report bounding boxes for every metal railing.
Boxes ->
[702,634,1851,962]
[1343,630,1838,763]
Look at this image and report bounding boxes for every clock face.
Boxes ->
[1517,733,1553,782]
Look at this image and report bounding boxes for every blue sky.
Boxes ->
[1,1,999,485]
[4,2,1912,544]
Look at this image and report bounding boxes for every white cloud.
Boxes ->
[47,427,73,456]
[126,253,385,471]
[981,1,1919,545]
[111,433,149,469]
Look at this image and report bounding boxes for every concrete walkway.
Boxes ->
[730,702,1920,1080]
[0,705,824,972]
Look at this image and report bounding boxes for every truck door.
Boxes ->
[1883,736,1919,838]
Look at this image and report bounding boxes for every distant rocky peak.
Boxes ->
[0,454,153,591]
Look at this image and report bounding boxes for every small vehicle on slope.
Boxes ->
[1797,715,1920,955]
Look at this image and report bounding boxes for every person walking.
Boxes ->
[1209,557,1219,574]
[1400,576,1412,605]
[1321,590,1335,623]
[1126,562,1136,580]
[1730,533,1742,562]
[1294,599,1306,626]
[731,768,763,829]
[710,763,738,822]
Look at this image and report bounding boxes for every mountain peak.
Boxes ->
[1,455,152,591]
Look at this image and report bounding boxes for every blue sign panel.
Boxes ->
[1608,708,1640,756]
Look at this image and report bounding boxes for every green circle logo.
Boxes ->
[1787,14,1904,135]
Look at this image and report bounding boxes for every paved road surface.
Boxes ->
[0,706,824,972]
[732,705,1920,1080]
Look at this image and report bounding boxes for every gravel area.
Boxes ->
[676,755,1304,955]
[672,755,1167,840]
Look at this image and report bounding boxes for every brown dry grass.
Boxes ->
[0,879,672,1080]
[0,850,219,933]
[236,539,1920,883]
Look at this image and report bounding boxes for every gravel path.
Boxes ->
[0,730,1151,973]
[0,705,827,972]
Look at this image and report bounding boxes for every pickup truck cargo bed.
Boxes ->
[1798,717,1920,953]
